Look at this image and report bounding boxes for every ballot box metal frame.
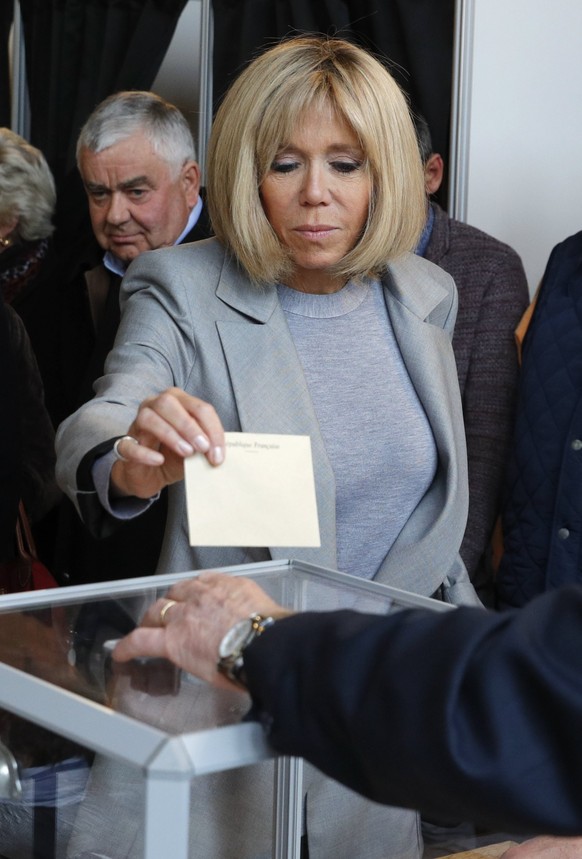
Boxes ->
[0,559,453,859]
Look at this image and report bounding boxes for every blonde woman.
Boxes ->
[59,36,479,859]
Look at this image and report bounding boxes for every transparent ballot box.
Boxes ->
[0,559,452,859]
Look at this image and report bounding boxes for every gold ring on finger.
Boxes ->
[159,599,178,626]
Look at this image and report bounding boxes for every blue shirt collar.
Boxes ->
[414,203,435,257]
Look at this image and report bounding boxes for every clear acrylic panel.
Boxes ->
[0,560,450,858]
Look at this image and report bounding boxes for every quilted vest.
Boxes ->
[497,231,582,607]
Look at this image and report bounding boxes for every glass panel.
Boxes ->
[0,561,445,858]
[0,595,254,735]
[0,563,399,733]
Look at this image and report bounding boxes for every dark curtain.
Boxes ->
[212,0,455,206]
[0,4,13,128]
[19,0,189,187]
[17,0,188,267]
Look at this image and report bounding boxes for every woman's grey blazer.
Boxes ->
[56,236,476,604]
[57,238,477,859]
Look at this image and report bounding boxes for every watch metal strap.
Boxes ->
[218,613,275,687]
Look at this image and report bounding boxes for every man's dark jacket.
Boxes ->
[245,585,582,836]
[423,204,529,593]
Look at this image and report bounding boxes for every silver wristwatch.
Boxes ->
[217,613,275,687]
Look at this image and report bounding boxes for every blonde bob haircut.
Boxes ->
[207,35,426,285]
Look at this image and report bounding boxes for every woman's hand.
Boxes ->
[113,572,288,690]
[110,387,225,499]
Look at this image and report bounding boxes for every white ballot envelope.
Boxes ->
[184,432,321,547]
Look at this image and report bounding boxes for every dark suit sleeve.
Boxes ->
[244,587,582,836]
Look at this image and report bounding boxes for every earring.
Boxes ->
[0,236,11,249]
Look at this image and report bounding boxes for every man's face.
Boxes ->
[79,132,200,264]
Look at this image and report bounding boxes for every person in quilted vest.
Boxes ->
[497,231,582,609]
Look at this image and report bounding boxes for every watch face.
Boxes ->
[218,618,253,658]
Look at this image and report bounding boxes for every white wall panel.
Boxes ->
[452,0,582,293]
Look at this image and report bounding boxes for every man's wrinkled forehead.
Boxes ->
[79,133,175,188]
[84,174,157,194]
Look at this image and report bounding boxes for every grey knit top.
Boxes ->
[277,278,437,580]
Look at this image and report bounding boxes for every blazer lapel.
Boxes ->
[215,271,338,567]
[374,260,468,595]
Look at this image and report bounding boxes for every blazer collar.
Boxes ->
[215,246,449,325]
[384,251,450,322]
[215,250,280,323]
